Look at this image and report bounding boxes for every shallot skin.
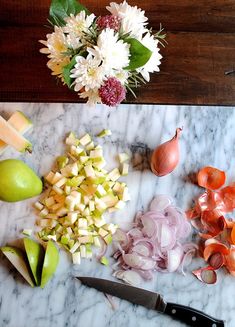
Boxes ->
[151,128,182,177]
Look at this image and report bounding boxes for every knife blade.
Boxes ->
[77,277,225,327]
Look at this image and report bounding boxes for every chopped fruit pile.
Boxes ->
[187,166,235,283]
[34,132,130,264]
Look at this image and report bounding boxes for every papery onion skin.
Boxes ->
[150,128,182,177]
[197,167,226,190]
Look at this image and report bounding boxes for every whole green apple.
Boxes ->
[0,159,42,202]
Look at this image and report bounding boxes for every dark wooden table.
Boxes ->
[0,0,235,105]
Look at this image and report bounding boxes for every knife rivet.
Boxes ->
[192,316,196,321]
[172,309,176,314]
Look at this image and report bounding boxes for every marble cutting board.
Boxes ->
[0,103,234,327]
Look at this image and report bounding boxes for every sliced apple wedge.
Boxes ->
[1,246,35,287]
[0,116,32,153]
[0,111,33,154]
[23,238,44,286]
[41,240,59,288]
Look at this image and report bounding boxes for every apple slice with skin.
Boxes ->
[1,246,35,287]
[41,240,59,288]
[23,238,44,286]
[0,115,32,153]
[0,111,33,155]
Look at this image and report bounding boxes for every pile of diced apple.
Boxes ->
[34,131,130,265]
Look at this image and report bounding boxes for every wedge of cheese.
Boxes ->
[0,115,32,153]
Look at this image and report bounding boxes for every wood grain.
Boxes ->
[0,1,235,105]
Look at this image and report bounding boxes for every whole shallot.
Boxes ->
[151,128,182,177]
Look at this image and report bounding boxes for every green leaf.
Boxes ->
[62,55,77,87]
[125,38,152,71]
[49,0,90,26]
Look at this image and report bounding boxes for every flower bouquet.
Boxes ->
[40,0,165,106]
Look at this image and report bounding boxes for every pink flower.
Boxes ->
[96,15,121,32]
[99,77,126,106]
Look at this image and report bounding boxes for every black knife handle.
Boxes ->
[164,302,225,327]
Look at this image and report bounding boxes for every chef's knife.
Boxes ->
[77,277,225,327]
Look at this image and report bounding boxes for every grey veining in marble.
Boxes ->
[0,103,235,327]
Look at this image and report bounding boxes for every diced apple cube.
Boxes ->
[104,234,112,244]
[45,171,55,184]
[46,213,58,219]
[45,196,55,208]
[34,201,44,211]
[55,177,67,188]
[94,236,101,247]
[121,187,131,202]
[50,202,63,212]
[67,212,78,224]
[100,256,109,265]
[96,184,106,197]
[40,208,49,217]
[98,228,109,238]
[115,200,126,209]
[72,251,81,264]
[97,129,112,137]
[51,172,63,185]
[70,191,81,204]
[94,216,106,228]
[108,168,120,182]
[22,229,32,236]
[86,141,95,151]
[65,185,71,195]
[76,203,85,212]
[121,163,129,176]
[90,149,103,158]
[52,185,64,195]
[79,133,91,146]
[70,242,80,254]
[56,207,68,217]
[78,236,93,244]
[84,164,95,178]
[78,218,88,229]
[79,156,89,164]
[102,194,118,208]
[118,152,129,163]
[80,245,86,257]
[89,200,95,211]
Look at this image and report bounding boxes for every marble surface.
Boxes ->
[0,103,235,327]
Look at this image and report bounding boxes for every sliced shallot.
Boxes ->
[113,195,195,285]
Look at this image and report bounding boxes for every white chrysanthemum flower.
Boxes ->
[111,69,129,85]
[88,28,130,72]
[47,57,71,78]
[40,26,69,61]
[80,89,101,106]
[70,55,106,92]
[66,33,83,50]
[63,11,95,38]
[137,32,162,82]
[39,26,71,79]
[106,1,148,39]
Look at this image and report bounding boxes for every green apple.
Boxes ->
[1,246,34,287]
[0,159,43,202]
[41,240,59,288]
[23,238,44,286]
